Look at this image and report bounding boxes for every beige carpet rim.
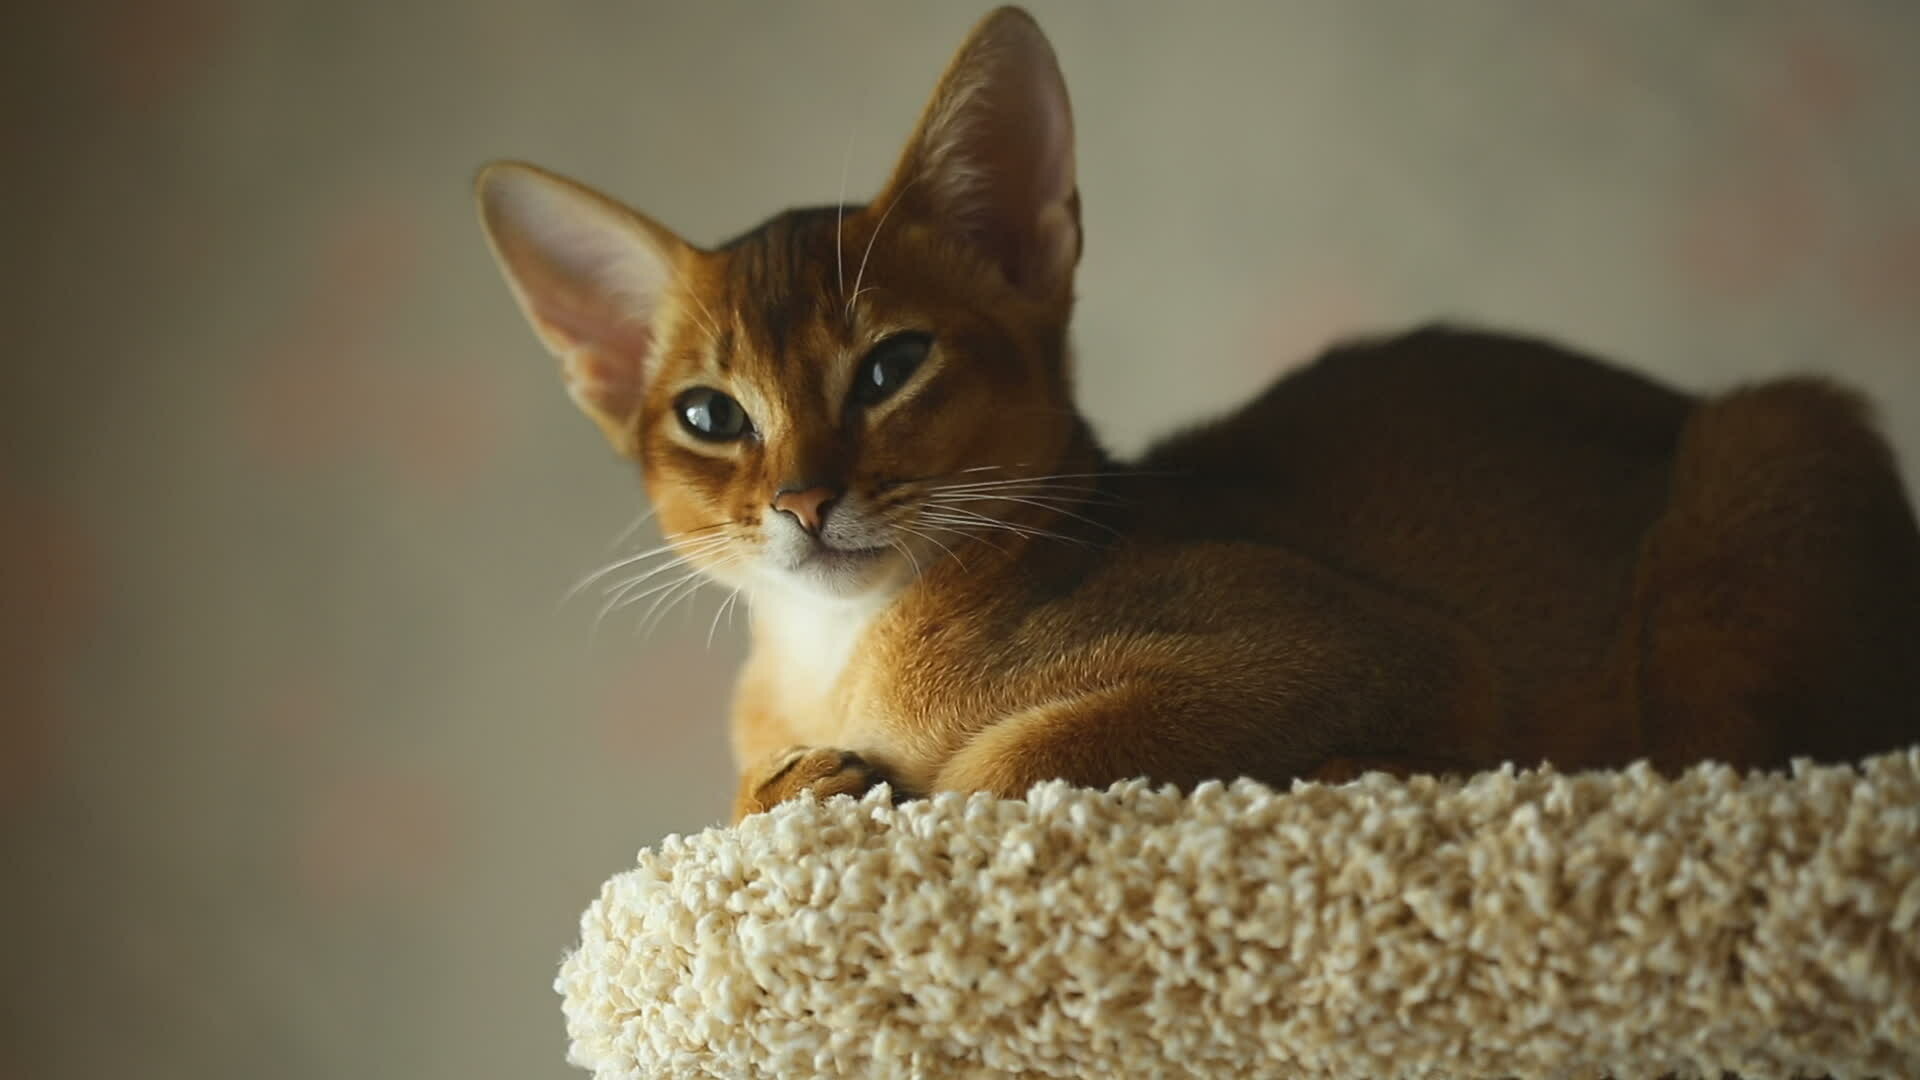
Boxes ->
[558,750,1920,1079]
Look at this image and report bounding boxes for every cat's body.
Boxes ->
[476,8,1920,822]
[734,324,1920,812]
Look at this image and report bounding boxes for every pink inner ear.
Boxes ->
[537,281,658,415]
[566,335,651,415]
[571,341,646,391]
[909,20,1077,298]
[543,293,655,366]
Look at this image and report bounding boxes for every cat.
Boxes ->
[476,7,1920,822]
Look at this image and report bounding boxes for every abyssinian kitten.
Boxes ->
[478,8,1920,822]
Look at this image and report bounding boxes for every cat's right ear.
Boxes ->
[474,161,689,457]
[873,6,1079,304]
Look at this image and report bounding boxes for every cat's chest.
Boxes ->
[743,597,890,748]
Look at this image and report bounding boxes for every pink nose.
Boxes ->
[771,486,838,535]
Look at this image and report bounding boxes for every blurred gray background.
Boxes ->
[5,2,1917,1077]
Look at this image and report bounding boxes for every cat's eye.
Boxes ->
[674,387,750,442]
[851,333,932,407]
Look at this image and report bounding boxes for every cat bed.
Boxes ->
[556,750,1920,1079]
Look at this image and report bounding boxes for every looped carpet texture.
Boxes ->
[557,750,1920,1079]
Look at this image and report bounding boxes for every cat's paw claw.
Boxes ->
[738,746,888,818]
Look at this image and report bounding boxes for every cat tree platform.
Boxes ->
[556,750,1920,1079]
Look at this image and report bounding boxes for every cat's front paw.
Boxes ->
[733,746,892,821]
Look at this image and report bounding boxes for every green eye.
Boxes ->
[851,333,932,407]
[674,387,749,441]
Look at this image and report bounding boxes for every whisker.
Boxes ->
[640,557,740,641]
[681,289,723,348]
[567,551,674,609]
[599,520,729,556]
[594,564,694,641]
[604,506,658,552]
[927,481,1129,506]
[846,176,918,325]
[590,564,681,644]
[594,543,728,609]
[887,538,923,579]
[560,527,731,608]
[933,469,1170,488]
[915,469,1136,510]
[930,492,1107,514]
[917,506,1092,550]
[598,558,685,606]
[892,522,965,569]
[918,515,1071,551]
[610,560,708,616]
[608,532,734,576]
[593,531,733,584]
[930,476,1109,492]
[706,586,744,650]
[927,493,1120,538]
[914,520,1010,556]
[628,567,711,640]
[834,124,855,305]
[589,537,732,629]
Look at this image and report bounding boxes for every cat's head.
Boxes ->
[477,7,1084,606]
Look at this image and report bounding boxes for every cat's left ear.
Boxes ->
[876,6,1079,303]
[475,161,691,456]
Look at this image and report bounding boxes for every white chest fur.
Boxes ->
[747,590,887,746]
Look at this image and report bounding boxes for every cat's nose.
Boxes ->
[771,486,839,536]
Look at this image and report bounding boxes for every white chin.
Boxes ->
[781,547,901,599]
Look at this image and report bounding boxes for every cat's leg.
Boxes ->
[728,664,901,821]
[1624,377,1920,772]
[933,595,1499,798]
[732,746,897,822]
